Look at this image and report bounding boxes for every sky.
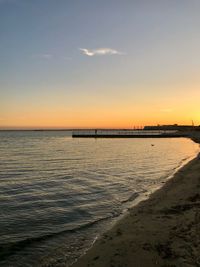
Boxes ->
[1,0,200,129]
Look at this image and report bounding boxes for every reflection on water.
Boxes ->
[0,131,199,266]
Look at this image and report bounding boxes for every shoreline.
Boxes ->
[71,138,200,267]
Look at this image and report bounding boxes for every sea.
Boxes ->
[0,130,199,267]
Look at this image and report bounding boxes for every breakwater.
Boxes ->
[72,130,186,138]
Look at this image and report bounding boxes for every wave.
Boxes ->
[0,211,120,262]
[120,190,147,204]
[121,192,139,204]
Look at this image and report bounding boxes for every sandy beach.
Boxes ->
[71,138,200,267]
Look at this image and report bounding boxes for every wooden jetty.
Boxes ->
[72,130,186,138]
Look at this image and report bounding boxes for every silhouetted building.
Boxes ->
[144,124,199,131]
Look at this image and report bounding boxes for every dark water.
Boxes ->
[0,131,199,266]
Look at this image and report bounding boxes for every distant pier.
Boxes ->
[72,129,186,138]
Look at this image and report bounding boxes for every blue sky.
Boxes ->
[1,0,200,128]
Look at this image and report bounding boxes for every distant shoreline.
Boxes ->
[0,128,143,131]
[0,129,73,131]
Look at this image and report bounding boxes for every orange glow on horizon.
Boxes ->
[1,85,200,129]
[1,110,199,129]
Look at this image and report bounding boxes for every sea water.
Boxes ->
[0,131,199,266]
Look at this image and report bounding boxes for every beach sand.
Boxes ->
[71,141,200,267]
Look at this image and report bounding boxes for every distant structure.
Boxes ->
[144,124,200,131]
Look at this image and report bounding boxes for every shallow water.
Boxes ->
[0,131,199,266]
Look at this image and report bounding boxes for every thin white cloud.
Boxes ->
[38,54,52,59]
[32,54,53,59]
[79,48,125,56]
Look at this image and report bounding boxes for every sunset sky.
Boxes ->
[1,0,200,129]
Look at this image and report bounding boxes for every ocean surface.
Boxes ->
[0,131,199,267]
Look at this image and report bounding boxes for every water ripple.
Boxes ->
[0,131,199,266]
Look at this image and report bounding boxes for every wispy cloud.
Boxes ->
[32,54,53,59]
[40,54,52,59]
[79,48,125,57]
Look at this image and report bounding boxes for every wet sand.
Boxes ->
[71,139,200,267]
